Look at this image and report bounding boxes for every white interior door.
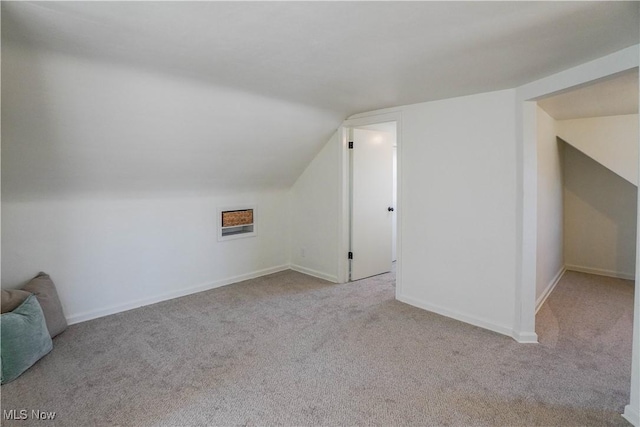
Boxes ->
[351,128,394,281]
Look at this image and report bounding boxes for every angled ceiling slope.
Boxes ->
[538,69,639,120]
[2,2,638,198]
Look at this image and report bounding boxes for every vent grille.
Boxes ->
[222,209,253,227]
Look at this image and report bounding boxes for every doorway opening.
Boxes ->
[529,69,638,420]
[348,122,397,282]
[338,113,401,292]
[533,69,637,325]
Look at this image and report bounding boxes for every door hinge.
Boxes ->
[348,141,354,149]
[348,251,353,260]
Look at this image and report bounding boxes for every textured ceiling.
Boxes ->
[2,2,638,198]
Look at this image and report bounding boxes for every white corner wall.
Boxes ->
[1,43,303,323]
[563,144,638,280]
[289,131,341,282]
[535,107,564,309]
[557,114,638,281]
[390,89,518,336]
[556,114,639,186]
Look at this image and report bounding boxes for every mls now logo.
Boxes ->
[3,409,27,420]
[3,409,56,420]
[31,410,56,420]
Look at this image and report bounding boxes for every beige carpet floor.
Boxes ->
[0,268,635,426]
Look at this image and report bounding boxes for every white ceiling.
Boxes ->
[538,69,639,120]
[2,2,639,198]
[4,2,638,117]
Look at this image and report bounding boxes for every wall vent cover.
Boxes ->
[218,207,256,241]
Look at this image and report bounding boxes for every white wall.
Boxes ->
[289,131,341,282]
[336,90,520,336]
[1,43,339,200]
[535,107,564,307]
[535,107,637,303]
[1,190,291,323]
[399,90,517,335]
[1,43,305,322]
[557,114,639,186]
[350,90,518,336]
[563,144,637,279]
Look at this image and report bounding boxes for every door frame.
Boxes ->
[337,111,403,294]
[516,46,638,423]
[514,46,638,343]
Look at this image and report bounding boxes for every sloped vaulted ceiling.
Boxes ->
[2,1,638,199]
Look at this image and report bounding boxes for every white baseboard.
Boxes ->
[290,264,338,283]
[511,330,539,344]
[536,267,566,314]
[564,264,635,281]
[396,293,513,338]
[66,264,290,325]
[623,405,640,427]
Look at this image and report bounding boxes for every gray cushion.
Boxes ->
[0,294,53,384]
[1,289,32,314]
[23,272,67,338]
